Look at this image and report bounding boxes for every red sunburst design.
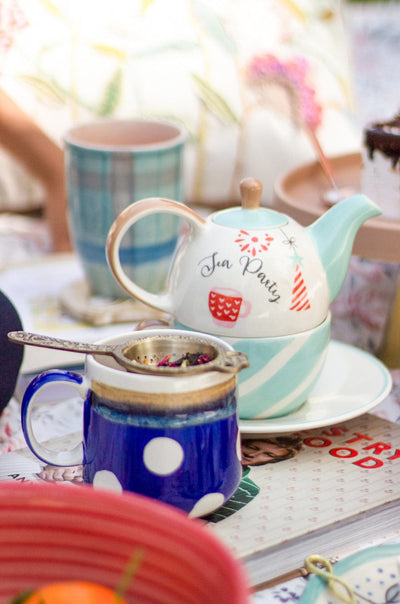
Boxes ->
[234,230,274,256]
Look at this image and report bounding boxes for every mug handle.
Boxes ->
[21,370,87,466]
[106,197,206,314]
[239,300,252,319]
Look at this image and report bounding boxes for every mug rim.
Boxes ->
[63,118,187,152]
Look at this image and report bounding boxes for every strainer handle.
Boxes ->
[218,350,249,373]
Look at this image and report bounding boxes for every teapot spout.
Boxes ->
[308,194,382,303]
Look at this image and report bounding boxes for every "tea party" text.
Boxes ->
[198,251,280,303]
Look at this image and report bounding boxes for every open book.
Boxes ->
[207,413,400,588]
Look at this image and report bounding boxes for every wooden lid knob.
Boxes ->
[240,177,262,209]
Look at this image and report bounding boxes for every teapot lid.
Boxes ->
[212,177,288,229]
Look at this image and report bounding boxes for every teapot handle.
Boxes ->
[106,197,206,314]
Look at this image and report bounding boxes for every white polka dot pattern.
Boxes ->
[143,437,184,476]
[93,470,123,493]
[189,493,225,518]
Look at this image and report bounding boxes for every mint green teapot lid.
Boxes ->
[214,179,288,229]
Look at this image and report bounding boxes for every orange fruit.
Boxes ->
[20,581,128,604]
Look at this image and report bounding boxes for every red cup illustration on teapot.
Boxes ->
[208,288,252,328]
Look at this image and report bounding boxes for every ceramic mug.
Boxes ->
[64,119,186,299]
[21,330,246,517]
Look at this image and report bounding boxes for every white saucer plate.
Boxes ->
[239,340,392,434]
[299,544,400,604]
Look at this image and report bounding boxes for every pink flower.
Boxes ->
[246,53,322,131]
[0,0,27,62]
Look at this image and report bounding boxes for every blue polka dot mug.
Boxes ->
[21,329,248,517]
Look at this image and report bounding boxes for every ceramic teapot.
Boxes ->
[106,178,381,339]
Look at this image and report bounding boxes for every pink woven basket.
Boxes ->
[0,482,250,603]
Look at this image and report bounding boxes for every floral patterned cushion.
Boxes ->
[0,0,359,209]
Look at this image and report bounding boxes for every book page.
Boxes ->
[208,414,400,561]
